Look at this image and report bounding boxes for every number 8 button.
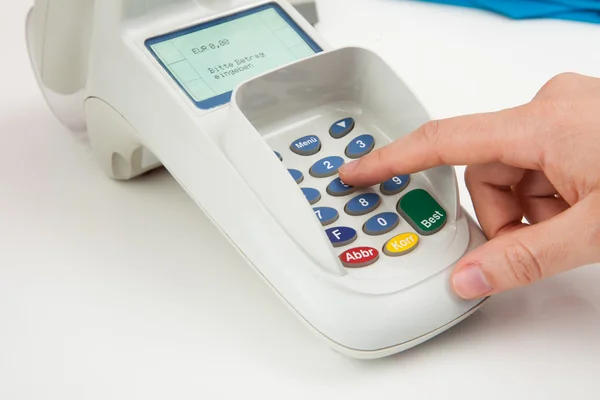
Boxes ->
[345,193,381,216]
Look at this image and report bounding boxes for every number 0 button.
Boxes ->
[345,134,375,159]
[363,212,400,236]
[345,193,381,216]
[309,156,345,178]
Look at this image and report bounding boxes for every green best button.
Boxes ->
[397,189,447,235]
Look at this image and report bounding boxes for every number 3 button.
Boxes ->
[345,134,375,159]
[310,156,345,178]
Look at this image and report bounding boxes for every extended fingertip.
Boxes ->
[339,159,360,175]
[338,159,361,184]
[451,264,493,299]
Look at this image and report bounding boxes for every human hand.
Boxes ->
[338,73,600,300]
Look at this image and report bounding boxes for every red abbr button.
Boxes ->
[339,247,380,269]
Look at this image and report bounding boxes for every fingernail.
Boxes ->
[452,264,492,299]
[340,160,360,175]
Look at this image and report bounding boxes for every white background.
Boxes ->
[2,0,600,399]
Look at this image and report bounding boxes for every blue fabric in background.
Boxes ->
[414,0,600,23]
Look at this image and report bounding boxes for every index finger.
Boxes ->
[338,105,543,187]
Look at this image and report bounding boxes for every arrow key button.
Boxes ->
[329,117,355,139]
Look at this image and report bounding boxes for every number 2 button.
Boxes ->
[309,156,345,178]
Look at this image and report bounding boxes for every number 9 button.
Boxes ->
[381,175,411,195]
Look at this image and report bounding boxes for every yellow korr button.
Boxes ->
[384,233,420,257]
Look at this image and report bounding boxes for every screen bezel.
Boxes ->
[145,2,323,110]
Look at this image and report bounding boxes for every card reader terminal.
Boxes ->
[26,0,488,359]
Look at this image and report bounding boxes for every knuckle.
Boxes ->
[534,73,582,109]
[419,120,442,145]
[504,242,544,286]
[375,145,391,166]
[587,223,600,249]
[374,146,396,175]
[543,72,582,91]
[417,120,448,165]
[535,96,575,118]
[527,93,577,149]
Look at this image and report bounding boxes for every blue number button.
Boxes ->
[313,207,339,226]
[363,212,400,236]
[330,117,355,139]
[325,227,357,248]
[345,193,381,216]
[274,151,282,161]
[288,169,304,184]
[345,134,375,159]
[309,156,345,178]
[326,177,357,197]
[302,188,321,205]
[380,175,411,195]
[290,135,321,156]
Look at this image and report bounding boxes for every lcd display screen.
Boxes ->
[146,3,322,109]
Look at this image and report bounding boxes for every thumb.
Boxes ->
[451,195,600,299]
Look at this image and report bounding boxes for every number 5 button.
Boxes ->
[309,156,345,178]
[345,134,375,159]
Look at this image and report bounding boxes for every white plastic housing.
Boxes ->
[220,47,487,356]
[25,0,318,132]
[26,0,487,358]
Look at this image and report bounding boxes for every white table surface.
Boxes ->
[2,1,600,399]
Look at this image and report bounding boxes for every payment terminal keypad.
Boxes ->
[270,116,448,271]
